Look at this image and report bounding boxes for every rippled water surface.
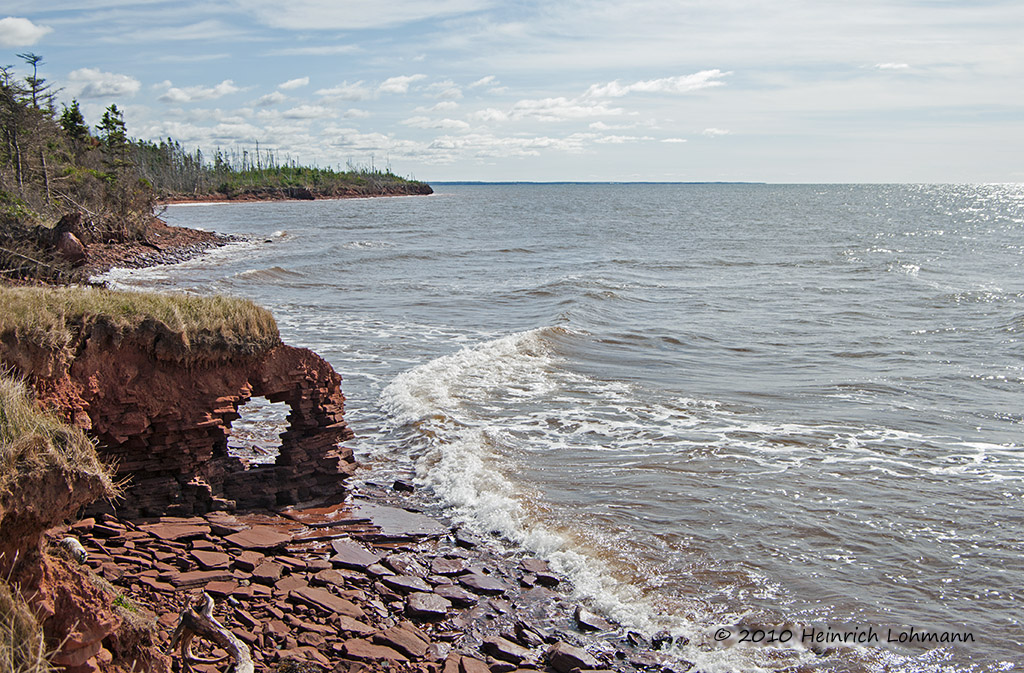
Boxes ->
[104,184,1024,672]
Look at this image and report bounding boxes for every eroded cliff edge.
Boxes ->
[0,287,357,520]
[0,286,359,671]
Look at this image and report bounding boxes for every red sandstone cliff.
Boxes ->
[0,311,358,671]
[3,327,357,519]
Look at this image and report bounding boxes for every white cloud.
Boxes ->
[589,121,640,131]
[158,79,243,104]
[344,108,370,119]
[875,62,910,70]
[702,128,731,137]
[279,77,310,90]
[271,45,358,56]
[510,97,625,122]
[416,101,460,113]
[0,17,52,46]
[281,104,335,119]
[470,108,508,122]
[238,0,494,30]
[469,75,497,88]
[402,116,471,131]
[317,81,373,101]
[662,138,688,143]
[66,68,141,99]
[585,70,730,98]
[110,19,245,44]
[156,53,230,63]
[255,91,288,106]
[594,135,654,144]
[378,74,427,95]
[426,132,592,160]
[427,80,463,100]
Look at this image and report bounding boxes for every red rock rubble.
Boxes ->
[46,498,689,673]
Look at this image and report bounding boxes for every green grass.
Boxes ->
[0,286,280,362]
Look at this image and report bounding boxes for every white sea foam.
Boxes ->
[378,328,681,631]
[375,328,850,672]
[374,324,1023,673]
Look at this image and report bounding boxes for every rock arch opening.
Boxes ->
[227,395,291,464]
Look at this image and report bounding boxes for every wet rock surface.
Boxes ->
[49,492,694,673]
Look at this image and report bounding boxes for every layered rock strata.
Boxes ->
[3,335,356,518]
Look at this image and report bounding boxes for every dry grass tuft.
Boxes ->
[0,374,114,498]
[0,580,53,673]
[0,286,280,362]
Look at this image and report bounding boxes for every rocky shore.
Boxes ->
[80,218,237,277]
[3,208,691,673]
[48,486,689,673]
[157,182,434,205]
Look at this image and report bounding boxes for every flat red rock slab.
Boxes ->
[574,606,613,632]
[204,580,239,597]
[190,550,231,569]
[383,553,430,577]
[233,550,265,572]
[433,584,478,607]
[481,636,532,664]
[290,586,364,618]
[312,569,348,588]
[342,639,409,662]
[224,526,293,550]
[274,575,309,593]
[406,591,452,619]
[336,615,377,636]
[459,573,510,595]
[431,557,466,575]
[330,540,382,569]
[138,576,175,593]
[519,558,551,574]
[350,501,448,538]
[252,561,285,583]
[141,523,211,541]
[382,574,433,594]
[374,623,431,658]
[459,655,491,673]
[545,641,600,673]
[281,502,372,528]
[168,570,235,589]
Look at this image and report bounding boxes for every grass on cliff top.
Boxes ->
[0,286,280,360]
[0,374,114,497]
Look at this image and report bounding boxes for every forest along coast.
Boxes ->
[0,68,430,284]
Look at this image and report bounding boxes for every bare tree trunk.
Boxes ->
[13,134,22,193]
[39,148,50,205]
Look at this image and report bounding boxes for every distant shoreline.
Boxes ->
[431,180,766,185]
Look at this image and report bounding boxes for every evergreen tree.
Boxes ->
[60,99,89,145]
[16,52,53,110]
[98,104,128,171]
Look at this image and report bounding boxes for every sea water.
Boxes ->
[102,184,1023,672]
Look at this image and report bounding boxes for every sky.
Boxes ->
[2,1,1022,183]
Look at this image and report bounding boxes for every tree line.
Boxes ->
[0,53,429,281]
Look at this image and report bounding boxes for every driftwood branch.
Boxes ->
[169,593,254,673]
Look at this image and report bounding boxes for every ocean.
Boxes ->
[102,184,1023,672]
